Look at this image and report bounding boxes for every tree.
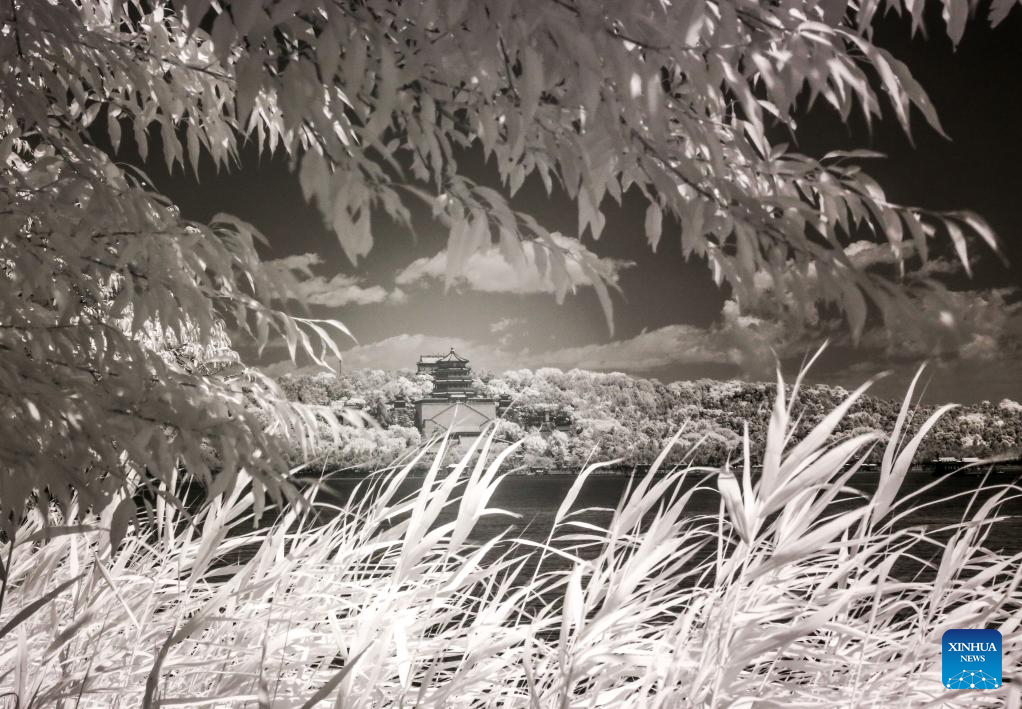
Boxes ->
[0,1,351,527]
[2,0,1015,524]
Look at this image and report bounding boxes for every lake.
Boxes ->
[315,468,1022,580]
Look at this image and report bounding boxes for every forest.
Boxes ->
[275,366,1022,470]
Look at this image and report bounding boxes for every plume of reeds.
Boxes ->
[0,368,1019,707]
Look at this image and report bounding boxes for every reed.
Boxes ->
[1,370,1019,707]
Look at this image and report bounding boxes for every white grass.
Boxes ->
[1,373,1020,707]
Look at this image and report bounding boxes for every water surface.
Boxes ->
[316,469,1022,579]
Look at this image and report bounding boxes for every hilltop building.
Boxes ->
[414,349,497,441]
[523,409,573,433]
[415,354,443,376]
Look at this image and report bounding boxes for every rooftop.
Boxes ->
[418,347,469,365]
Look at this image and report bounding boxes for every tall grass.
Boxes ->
[1,371,1020,707]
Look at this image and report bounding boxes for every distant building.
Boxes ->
[389,396,415,428]
[497,393,513,418]
[414,348,497,442]
[416,354,443,376]
[524,409,574,433]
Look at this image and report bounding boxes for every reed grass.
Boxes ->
[1,370,1019,707]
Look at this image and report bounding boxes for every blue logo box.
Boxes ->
[942,629,1002,689]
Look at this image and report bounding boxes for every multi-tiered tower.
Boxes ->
[413,348,497,441]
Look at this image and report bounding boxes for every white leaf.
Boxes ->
[644,202,663,251]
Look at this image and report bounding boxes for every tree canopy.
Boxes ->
[279,366,1022,469]
[1,0,1016,523]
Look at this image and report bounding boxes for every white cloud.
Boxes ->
[265,254,406,308]
[729,236,1017,371]
[331,334,511,372]
[339,287,1019,381]
[294,274,397,307]
[526,325,733,371]
[716,299,795,375]
[265,322,763,378]
[260,334,482,378]
[395,233,633,295]
[855,286,1022,359]
[490,317,525,335]
[259,293,1022,403]
[489,316,527,347]
[743,240,963,326]
[266,252,323,276]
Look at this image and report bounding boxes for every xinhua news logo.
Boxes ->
[942,629,1002,689]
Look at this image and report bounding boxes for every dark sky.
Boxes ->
[138,10,1022,404]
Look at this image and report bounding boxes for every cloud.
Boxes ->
[265,254,406,308]
[735,281,1022,401]
[266,252,323,276]
[331,286,1021,379]
[328,334,511,372]
[715,299,795,376]
[726,236,1017,371]
[265,322,759,379]
[489,317,527,346]
[395,233,633,295]
[490,317,525,335]
[742,240,963,327]
[524,325,736,372]
[259,239,1021,403]
[855,286,1022,360]
[259,334,488,378]
[290,274,406,307]
[259,290,1022,403]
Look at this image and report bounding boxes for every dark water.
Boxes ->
[315,469,1022,578]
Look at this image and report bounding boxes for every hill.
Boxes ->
[273,367,1022,470]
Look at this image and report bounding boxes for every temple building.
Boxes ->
[414,349,497,441]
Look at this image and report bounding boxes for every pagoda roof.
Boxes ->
[437,347,469,362]
[418,347,469,364]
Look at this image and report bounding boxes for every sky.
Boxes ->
[140,11,1021,404]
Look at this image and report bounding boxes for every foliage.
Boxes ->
[276,366,1022,469]
[148,0,1011,338]
[278,368,433,421]
[3,0,1018,529]
[1,374,1020,706]
[4,4,1019,703]
[271,369,428,469]
[287,419,422,472]
[0,1,359,528]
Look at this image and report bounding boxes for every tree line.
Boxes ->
[274,367,1022,471]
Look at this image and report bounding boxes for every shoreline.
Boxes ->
[305,462,1022,481]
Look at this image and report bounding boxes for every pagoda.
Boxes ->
[418,349,475,398]
[413,348,497,440]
